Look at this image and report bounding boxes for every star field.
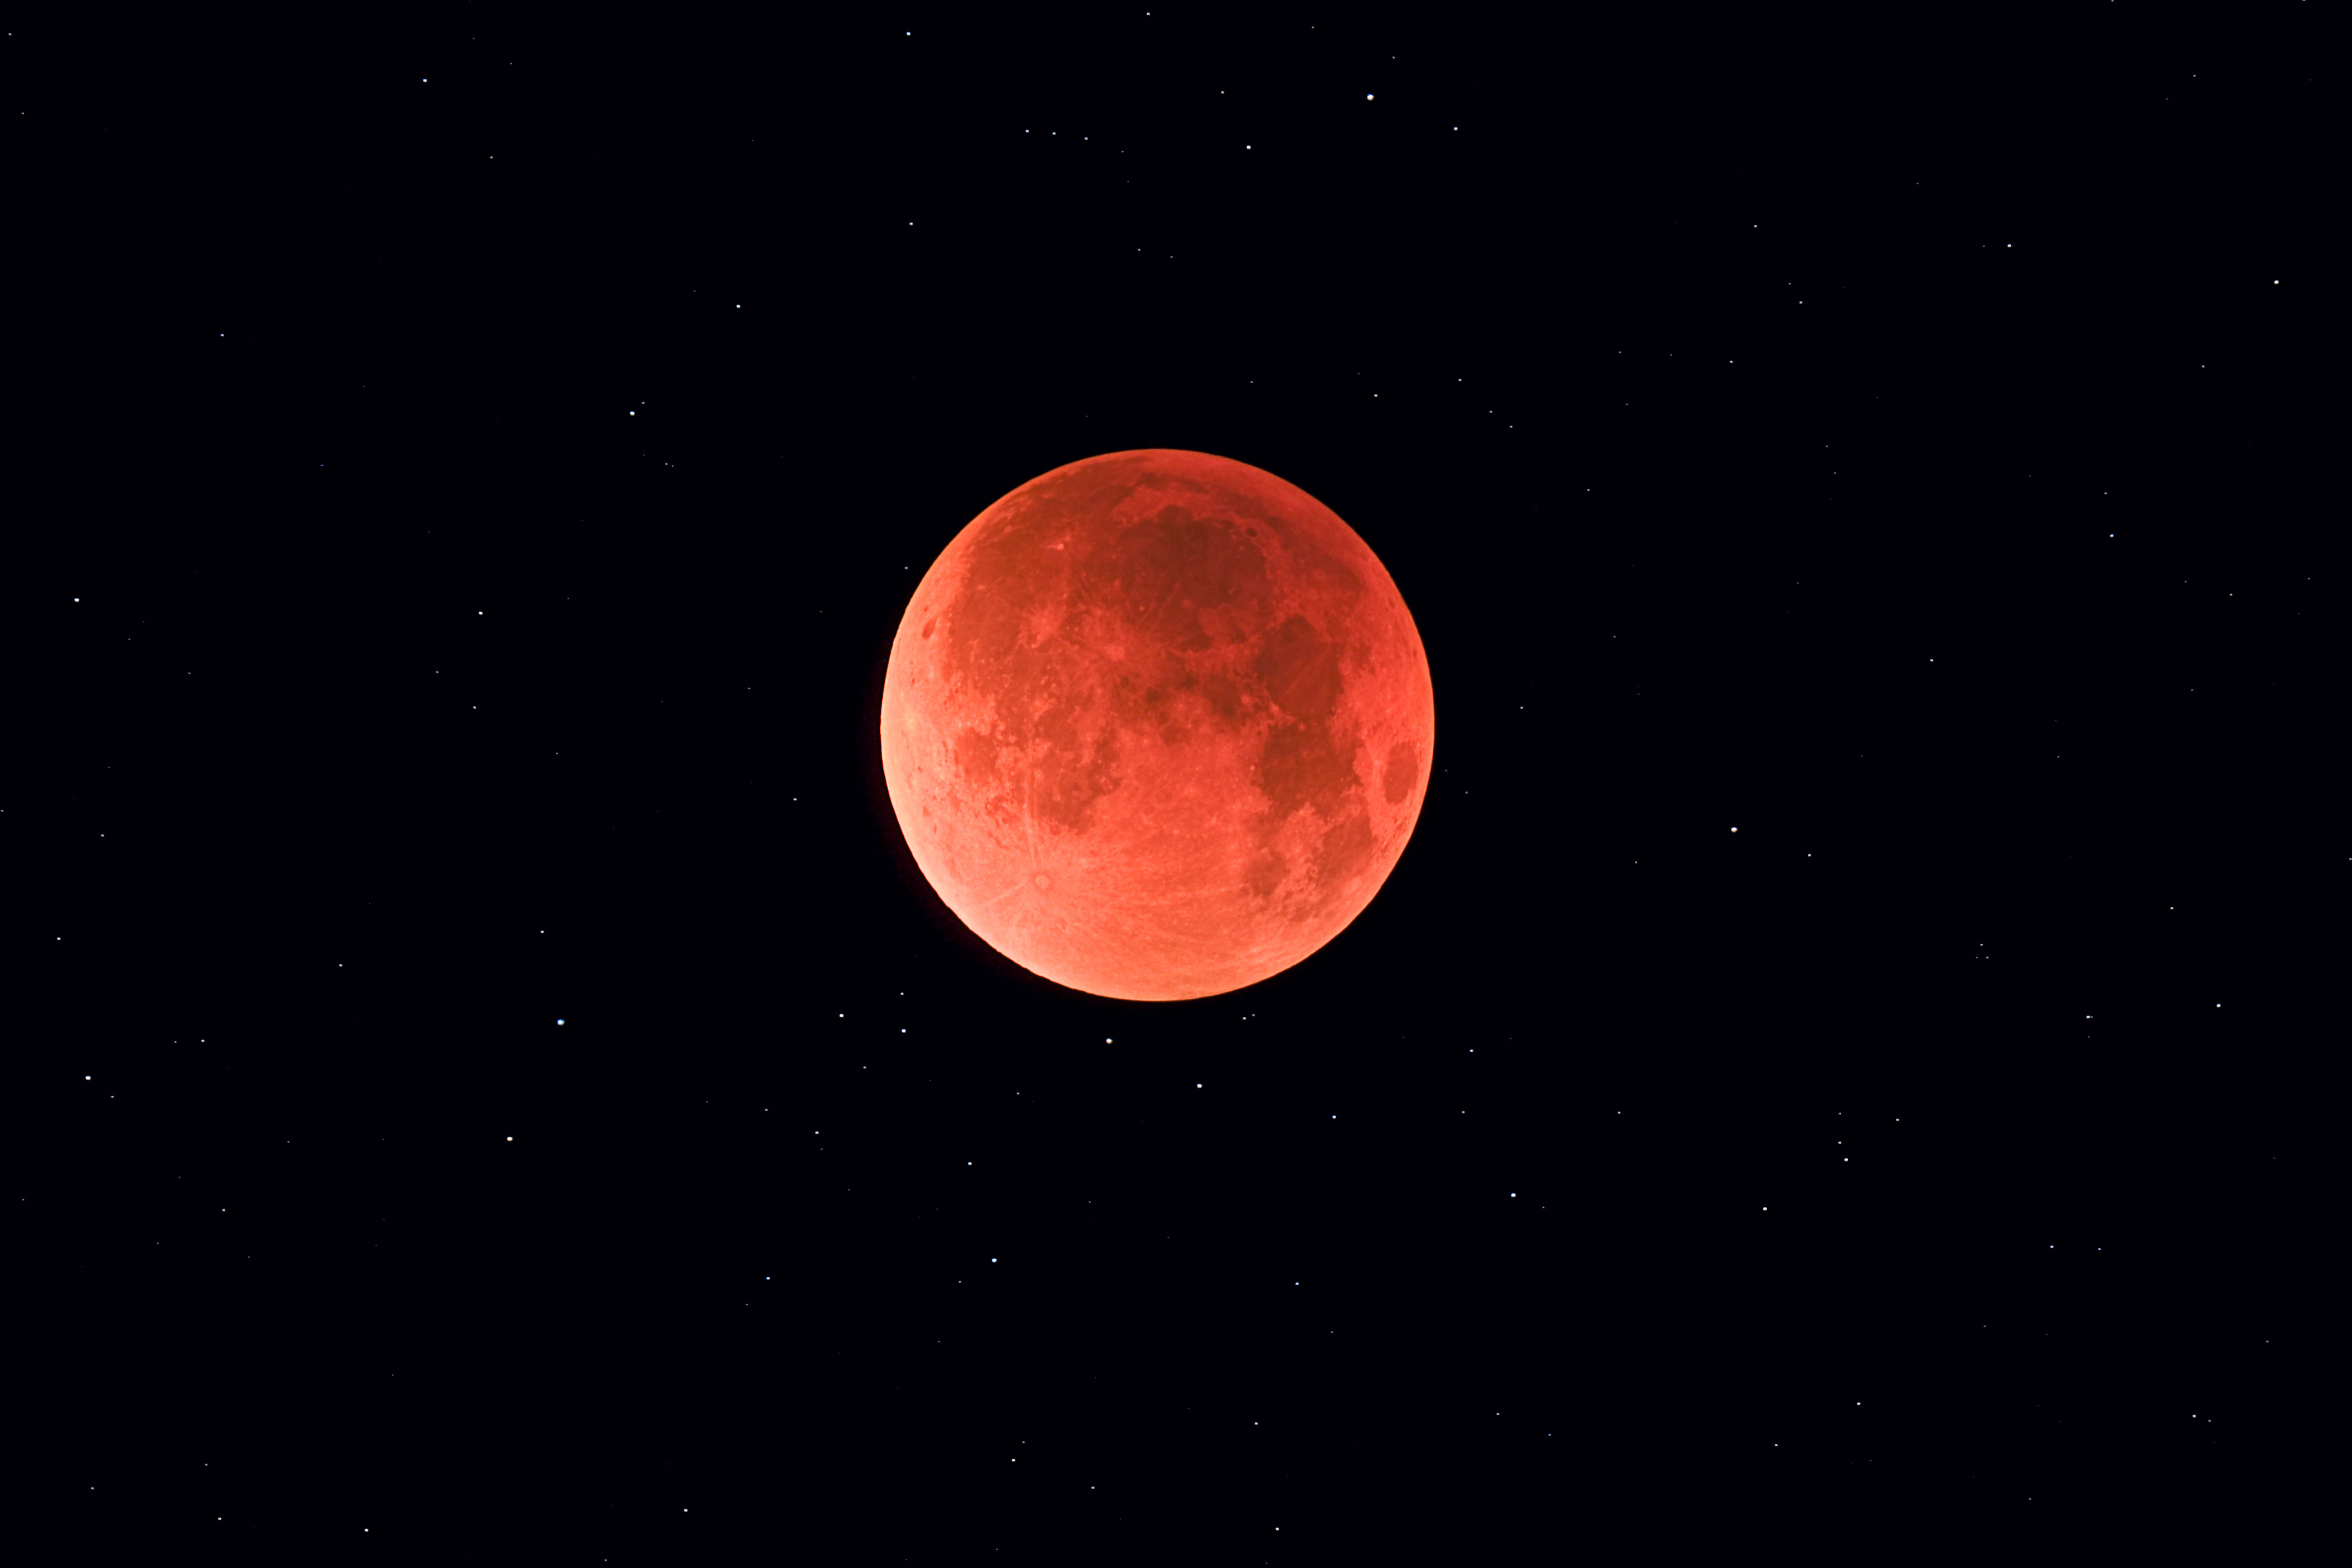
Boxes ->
[5,6,2328,1559]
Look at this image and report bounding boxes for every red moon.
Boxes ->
[880,450,1435,1001]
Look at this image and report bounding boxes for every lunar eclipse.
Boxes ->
[880,450,1436,1001]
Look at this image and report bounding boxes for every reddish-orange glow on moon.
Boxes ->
[880,450,1435,1000]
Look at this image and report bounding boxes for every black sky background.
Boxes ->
[8,5,2332,1560]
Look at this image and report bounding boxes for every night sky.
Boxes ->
[11,6,2328,1559]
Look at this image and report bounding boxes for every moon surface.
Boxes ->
[880,449,1435,1001]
